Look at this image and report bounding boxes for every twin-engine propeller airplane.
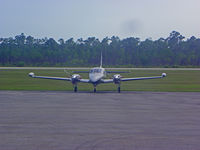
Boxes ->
[28,53,166,93]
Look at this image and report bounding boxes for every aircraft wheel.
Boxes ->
[94,88,96,93]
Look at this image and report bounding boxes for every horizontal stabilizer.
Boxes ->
[72,71,90,73]
[106,71,130,73]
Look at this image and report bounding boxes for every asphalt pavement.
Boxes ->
[0,91,200,150]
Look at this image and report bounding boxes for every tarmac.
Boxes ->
[0,91,200,150]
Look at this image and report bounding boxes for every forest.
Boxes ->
[0,31,200,67]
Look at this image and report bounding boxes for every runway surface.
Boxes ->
[0,91,200,150]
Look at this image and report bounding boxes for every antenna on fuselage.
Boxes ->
[100,51,103,68]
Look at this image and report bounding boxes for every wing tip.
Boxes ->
[28,72,35,77]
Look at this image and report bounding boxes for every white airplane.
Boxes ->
[28,53,166,93]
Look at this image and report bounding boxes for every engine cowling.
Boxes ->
[113,74,122,84]
[162,73,167,77]
[71,74,81,84]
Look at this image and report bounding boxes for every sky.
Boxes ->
[0,0,200,41]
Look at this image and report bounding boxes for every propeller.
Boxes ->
[64,69,72,77]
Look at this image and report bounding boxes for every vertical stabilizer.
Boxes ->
[100,51,103,68]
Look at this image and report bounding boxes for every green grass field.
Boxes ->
[0,69,200,92]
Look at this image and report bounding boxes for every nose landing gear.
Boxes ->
[93,84,97,93]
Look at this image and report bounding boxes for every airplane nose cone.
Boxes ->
[90,74,100,82]
[91,77,98,82]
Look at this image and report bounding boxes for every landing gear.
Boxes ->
[117,84,121,93]
[74,86,77,92]
[93,84,97,93]
[118,86,121,93]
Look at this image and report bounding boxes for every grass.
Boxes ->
[0,69,200,92]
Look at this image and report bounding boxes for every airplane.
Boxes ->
[28,53,167,93]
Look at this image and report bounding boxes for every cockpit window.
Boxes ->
[90,69,102,73]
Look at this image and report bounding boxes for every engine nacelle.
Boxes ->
[162,73,167,77]
[71,74,81,84]
[113,74,122,84]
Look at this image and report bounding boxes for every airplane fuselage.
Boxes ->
[89,67,106,84]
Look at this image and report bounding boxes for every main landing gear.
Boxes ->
[74,85,78,92]
[117,84,121,93]
[118,86,121,93]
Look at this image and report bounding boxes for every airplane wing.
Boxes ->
[121,75,165,82]
[79,79,90,83]
[101,73,166,83]
[29,72,90,83]
[101,79,113,83]
[29,72,71,81]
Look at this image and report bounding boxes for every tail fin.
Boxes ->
[100,51,102,68]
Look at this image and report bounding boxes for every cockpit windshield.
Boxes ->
[90,69,102,73]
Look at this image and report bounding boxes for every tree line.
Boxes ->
[0,31,200,67]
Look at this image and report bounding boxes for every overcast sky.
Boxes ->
[0,0,200,40]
